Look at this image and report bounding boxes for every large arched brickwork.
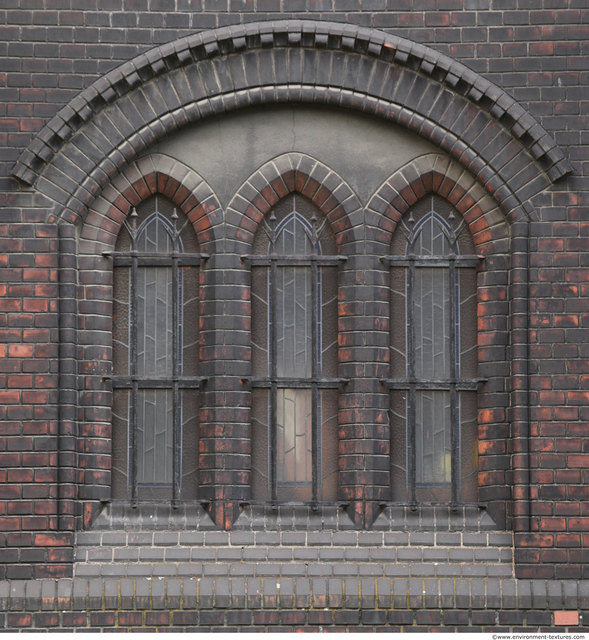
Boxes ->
[31,22,549,534]
[12,21,570,231]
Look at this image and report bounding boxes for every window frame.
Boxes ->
[107,199,207,507]
[383,197,484,507]
[248,196,346,505]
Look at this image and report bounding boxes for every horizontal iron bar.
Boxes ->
[245,500,350,507]
[106,376,207,389]
[104,251,208,259]
[111,256,203,267]
[384,378,486,391]
[249,377,348,388]
[381,255,483,267]
[244,254,346,266]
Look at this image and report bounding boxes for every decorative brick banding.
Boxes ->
[10,21,570,231]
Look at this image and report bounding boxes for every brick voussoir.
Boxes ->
[13,22,570,207]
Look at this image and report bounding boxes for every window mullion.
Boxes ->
[449,254,458,507]
[408,255,417,507]
[172,240,180,507]
[270,253,278,502]
[130,216,139,508]
[311,255,319,506]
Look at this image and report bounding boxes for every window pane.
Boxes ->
[459,391,478,502]
[137,388,173,485]
[277,388,312,485]
[413,214,451,256]
[414,267,451,379]
[415,389,451,485]
[182,267,199,378]
[137,266,173,378]
[251,388,270,501]
[275,211,313,257]
[111,389,130,499]
[137,212,174,253]
[276,265,312,378]
[321,266,338,379]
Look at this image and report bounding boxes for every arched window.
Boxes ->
[110,196,204,506]
[250,194,341,505]
[386,195,480,506]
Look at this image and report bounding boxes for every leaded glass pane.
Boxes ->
[275,212,313,257]
[415,389,451,485]
[459,391,478,502]
[390,389,408,502]
[275,214,313,379]
[412,214,451,256]
[137,388,173,485]
[275,266,313,378]
[251,388,270,501]
[137,265,173,378]
[137,212,174,253]
[320,389,338,501]
[414,267,451,379]
[276,388,312,485]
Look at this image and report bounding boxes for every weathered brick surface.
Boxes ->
[0,577,586,631]
[0,0,588,597]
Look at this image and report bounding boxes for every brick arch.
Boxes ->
[79,154,222,256]
[75,154,221,529]
[366,153,510,255]
[226,152,363,252]
[370,154,525,533]
[11,21,571,228]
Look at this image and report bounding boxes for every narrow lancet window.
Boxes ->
[111,196,204,505]
[250,194,341,505]
[387,195,480,506]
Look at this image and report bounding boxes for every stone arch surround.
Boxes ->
[11,20,571,229]
[367,154,517,532]
[35,21,547,537]
[71,155,222,530]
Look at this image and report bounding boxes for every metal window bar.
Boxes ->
[382,212,485,509]
[245,211,346,506]
[103,208,207,508]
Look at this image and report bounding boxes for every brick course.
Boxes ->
[0,577,586,631]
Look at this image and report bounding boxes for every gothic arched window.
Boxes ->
[110,196,204,506]
[250,194,341,505]
[387,195,480,506]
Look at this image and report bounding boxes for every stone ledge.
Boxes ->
[87,503,500,532]
[0,578,585,612]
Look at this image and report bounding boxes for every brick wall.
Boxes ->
[1,0,588,608]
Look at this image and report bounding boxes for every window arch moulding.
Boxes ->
[220,153,375,531]
[12,21,571,230]
[369,154,521,533]
[76,155,221,530]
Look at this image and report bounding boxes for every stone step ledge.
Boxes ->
[0,578,585,612]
